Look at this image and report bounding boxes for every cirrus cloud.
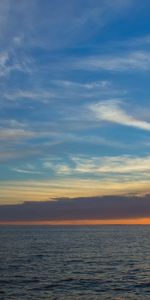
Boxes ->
[89,100,150,131]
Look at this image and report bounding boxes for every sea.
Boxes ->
[0,225,150,299]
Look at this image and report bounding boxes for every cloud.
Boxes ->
[54,80,110,90]
[1,176,150,205]
[12,163,42,175]
[41,154,150,184]
[75,51,150,72]
[0,128,34,140]
[89,100,150,131]
[0,194,150,222]
[12,168,42,175]
[43,160,71,175]
[71,155,150,175]
[49,80,119,101]
[0,49,32,77]
[4,90,55,103]
[0,0,133,51]
[0,118,62,148]
[0,52,9,75]
[0,120,43,162]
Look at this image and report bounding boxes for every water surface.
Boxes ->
[0,225,150,299]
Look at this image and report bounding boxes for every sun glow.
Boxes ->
[1,218,150,225]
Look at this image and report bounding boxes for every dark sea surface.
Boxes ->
[0,225,150,300]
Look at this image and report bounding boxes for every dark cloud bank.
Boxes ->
[0,194,150,222]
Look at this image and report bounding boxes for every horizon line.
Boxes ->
[1,218,150,225]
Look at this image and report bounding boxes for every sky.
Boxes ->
[1,0,150,224]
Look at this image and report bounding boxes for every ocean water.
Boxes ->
[0,226,150,299]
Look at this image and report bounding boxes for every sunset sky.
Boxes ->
[1,0,150,224]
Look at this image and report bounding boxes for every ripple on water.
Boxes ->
[0,225,150,299]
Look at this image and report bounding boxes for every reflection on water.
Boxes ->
[0,225,150,299]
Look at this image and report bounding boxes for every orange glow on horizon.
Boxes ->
[1,218,150,225]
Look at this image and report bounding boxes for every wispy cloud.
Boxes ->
[4,90,55,103]
[42,154,150,179]
[53,80,110,90]
[0,148,40,163]
[75,51,150,72]
[0,49,32,77]
[89,100,150,131]
[0,0,134,54]
[12,167,42,175]
[1,176,150,205]
[0,128,34,140]
[0,52,9,76]
[71,155,150,175]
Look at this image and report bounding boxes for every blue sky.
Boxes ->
[1,0,150,206]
